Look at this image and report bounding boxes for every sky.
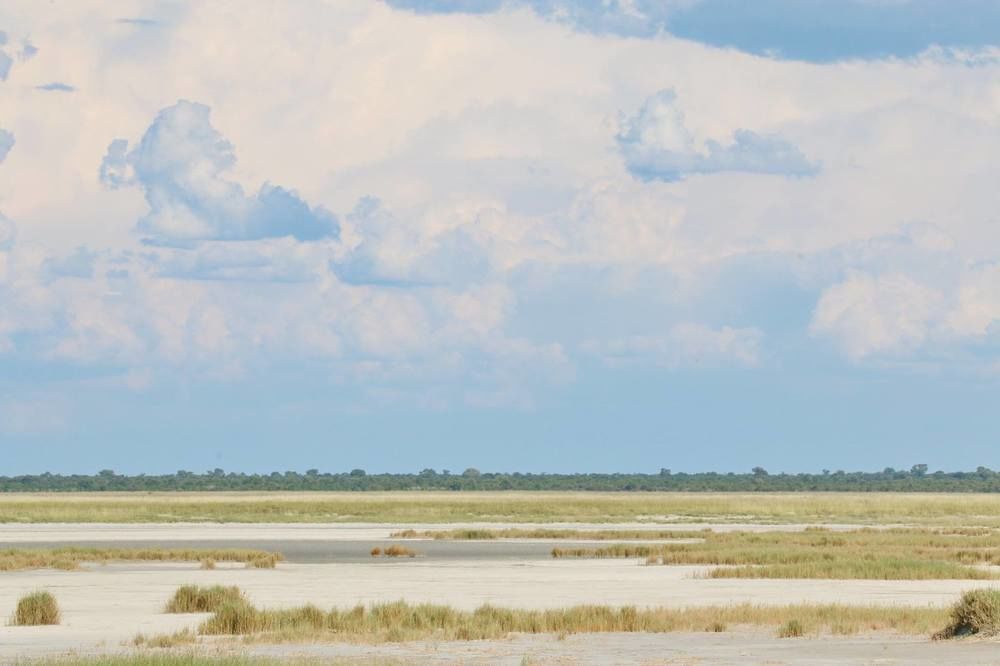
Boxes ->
[1,1,999,474]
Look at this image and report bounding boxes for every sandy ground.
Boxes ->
[244,632,1000,665]
[1,559,997,661]
[0,523,996,663]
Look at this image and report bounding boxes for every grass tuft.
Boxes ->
[165,585,246,613]
[199,558,216,570]
[778,619,805,638]
[246,554,281,569]
[934,589,1000,638]
[132,628,198,647]
[12,590,60,626]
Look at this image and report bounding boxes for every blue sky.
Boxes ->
[1,1,1000,473]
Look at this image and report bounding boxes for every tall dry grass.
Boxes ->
[0,547,283,572]
[551,527,1000,579]
[192,596,947,642]
[165,585,246,613]
[11,590,60,626]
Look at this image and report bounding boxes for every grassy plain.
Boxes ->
[0,548,283,572]
[6,491,1000,525]
[548,528,1000,579]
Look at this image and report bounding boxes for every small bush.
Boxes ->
[935,589,1000,638]
[706,621,726,632]
[200,558,216,570]
[12,591,60,626]
[370,547,382,557]
[778,619,804,638]
[165,585,246,613]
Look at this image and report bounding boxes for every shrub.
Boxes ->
[12,591,60,626]
[370,547,382,557]
[778,619,804,638]
[935,589,1000,638]
[383,545,416,558]
[165,585,246,613]
[200,558,216,570]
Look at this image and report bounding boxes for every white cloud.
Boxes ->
[100,101,338,245]
[810,273,943,359]
[617,90,819,181]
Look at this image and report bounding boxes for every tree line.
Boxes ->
[3,465,1000,492]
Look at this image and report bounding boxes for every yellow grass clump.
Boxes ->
[165,585,247,613]
[12,590,60,626]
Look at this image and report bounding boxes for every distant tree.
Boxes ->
[349,469,366,477]
[306,469,319,477]
[462,468,481,478]
[98,469,115,477]
[911,464,929,477]
[752,467,769,477]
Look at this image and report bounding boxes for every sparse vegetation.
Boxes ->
[934,589,1000,638]
[391,528,697,540]
[551,528,1000,579]
[246,553,281,569]
[165,585,246,613]
[778,619,805,638]
[369,545,417,558]
[11,590,60,626]
[193,600,946,641]
[0,547,282,572]
[199,558,216,570]
[34,656,401,665]
[132,628,198,647]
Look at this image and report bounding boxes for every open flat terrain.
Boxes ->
[5,491,1000,525]
[4,494,1000,663]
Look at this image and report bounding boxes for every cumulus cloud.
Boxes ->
[334,197,492,286]
[617,90,819,181]
[810,273,943,359]
[100,100,338,245]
